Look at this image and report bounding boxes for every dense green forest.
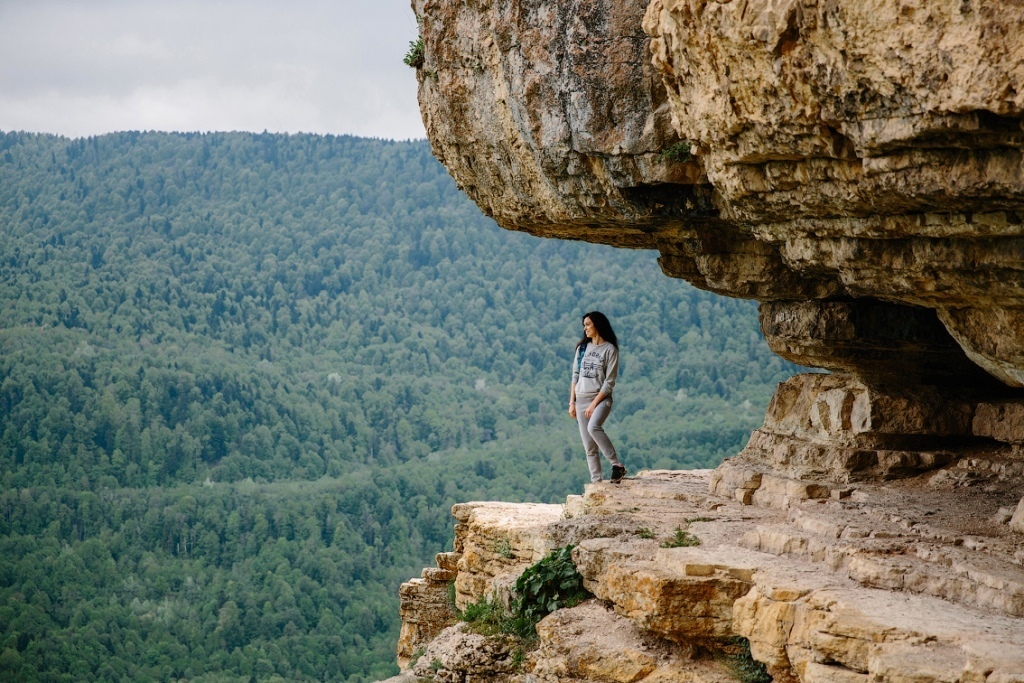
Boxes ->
[0,130,800,681]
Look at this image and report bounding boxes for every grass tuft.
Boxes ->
[661,525,701,548]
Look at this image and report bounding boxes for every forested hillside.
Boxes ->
[0,131,800,681]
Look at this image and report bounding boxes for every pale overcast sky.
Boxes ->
[0,0,425,140]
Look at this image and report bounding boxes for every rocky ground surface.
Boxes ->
[384,458,1024,683]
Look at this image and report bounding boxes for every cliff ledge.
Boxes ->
[390,465,1023,682]
[386,0,1024,680]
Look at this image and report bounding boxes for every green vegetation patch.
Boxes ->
[459,595,512,637]
[658,141,692,163]
[661,525,702,548]
[459,545,591,642]
[724,637,773,683]
[493,538,514,558]
[511,545,591,635]
[404,37,425,68]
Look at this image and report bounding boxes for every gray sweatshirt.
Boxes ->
[572,342,618,397]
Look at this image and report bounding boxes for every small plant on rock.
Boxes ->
[404,37,425,68]
[458,595,509,637]
[457,545,592,642]
[493,538,513,559]
[509,545,591,638]
[658,141,692,163]
[725,637,772,683]
[511,646,526,672]
[446,580,457,612]
[661,525,701,548]
[636,527,656,539]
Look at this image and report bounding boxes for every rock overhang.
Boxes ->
[412,0,1024,390]
[389,5,1024,679]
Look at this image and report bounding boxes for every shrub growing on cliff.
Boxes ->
[658,141,692,163]
[459,545,592,640]
[447,580,458,612]
[404,37,424,68]
[459,596,510,636]
[509,545,591,637]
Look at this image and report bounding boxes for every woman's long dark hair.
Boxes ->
[576,311,618,349]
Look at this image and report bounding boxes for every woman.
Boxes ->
[569,311,626,484]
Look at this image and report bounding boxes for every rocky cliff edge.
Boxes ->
[389,464,1023,682]
[385,0,1024,680]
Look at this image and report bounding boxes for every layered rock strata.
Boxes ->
[397,552,459,670]
[412,0,1024,390]
[386,469,1024,683]
[397,1,1024,680]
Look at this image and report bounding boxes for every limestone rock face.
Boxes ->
[1013,497,1024,534]
[732,372,970,483]
[644,0,1024,220]
[578,542,754,642]
[531,600,737,683]
[410,622,519,681]
[412,0,699,247]
[974,401,1024,445]
[450,501,565,609]
[396,554,459,669]
[414,0,1024,387]
[402,3,1024,681]
[758,300,1012,391]
[385,471,1024,683]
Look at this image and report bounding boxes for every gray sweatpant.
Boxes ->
[575,393,622,482]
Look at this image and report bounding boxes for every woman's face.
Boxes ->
[583,317,596,340]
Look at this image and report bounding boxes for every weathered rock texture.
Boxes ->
[396,553,459,670]
[412,0,1024,391]
[393,1,1024,681]
[385,471,1024,683]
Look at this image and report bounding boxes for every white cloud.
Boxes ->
[0,0,426,140]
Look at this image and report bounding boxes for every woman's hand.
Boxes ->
[584,402,597,419]
[568,402,577,419]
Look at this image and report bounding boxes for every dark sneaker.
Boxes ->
[610,465,627,483]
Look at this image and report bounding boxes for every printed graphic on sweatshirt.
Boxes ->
[581,352,601,379]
